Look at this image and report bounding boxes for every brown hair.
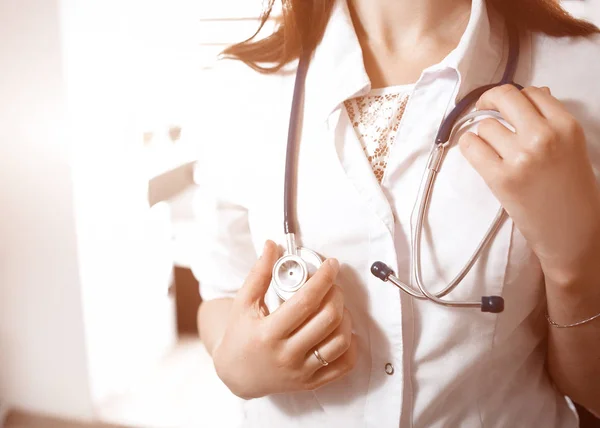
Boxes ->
[223,0,599,73]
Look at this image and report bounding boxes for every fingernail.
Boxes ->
[327,258,339,271]
[264,240,273,252]
[541,86,551,94]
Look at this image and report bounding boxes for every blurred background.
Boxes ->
[0,1,597,428]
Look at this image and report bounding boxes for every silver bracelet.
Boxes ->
[546,311,600,329]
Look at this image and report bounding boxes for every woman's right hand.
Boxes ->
[212,240,357,399]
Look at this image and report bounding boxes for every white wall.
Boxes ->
[0,0,94,420]
[59,0,180,406]
[0,0,178,420]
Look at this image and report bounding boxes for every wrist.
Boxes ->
[212,341,264,401]
[542,228,600,291]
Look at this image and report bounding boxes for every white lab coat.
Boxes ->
[192,0,600,426]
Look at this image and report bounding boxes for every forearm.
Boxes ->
[545,239,600,415]
[198,298,234,356]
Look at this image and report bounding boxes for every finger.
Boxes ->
[237,240,280,309]
[459,131,503,184]
[476,85,543,134]
[286,287,345,357]
[476,118,517,160]
[304,309,353,374]
[267,258,340,338]
[304,336,358,391]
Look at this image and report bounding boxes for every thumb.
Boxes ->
[237,240,280,309]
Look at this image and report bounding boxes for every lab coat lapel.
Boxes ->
[331,108,396,235]
[301,0,396,235]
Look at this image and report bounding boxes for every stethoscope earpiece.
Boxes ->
[371,261,393,281]
[481,296,505,313]
[371,261,505,314]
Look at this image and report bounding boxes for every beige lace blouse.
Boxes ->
[344,85,414,183]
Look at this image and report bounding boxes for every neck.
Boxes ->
[347,0,473,87]
[348,0,472,50]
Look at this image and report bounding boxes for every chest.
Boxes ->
[238,66,546,338]
[245,92,528,299]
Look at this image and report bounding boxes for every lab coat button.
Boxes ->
[384,363,394,375]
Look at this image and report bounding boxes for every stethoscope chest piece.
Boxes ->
[271,247,323,301]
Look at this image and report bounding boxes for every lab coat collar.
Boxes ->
[306,0,507,120]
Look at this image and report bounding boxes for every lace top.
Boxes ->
[344,85,413,183]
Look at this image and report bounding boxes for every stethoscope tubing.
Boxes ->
[274,22,522,313]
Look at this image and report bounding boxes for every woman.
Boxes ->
[194,0,600,426]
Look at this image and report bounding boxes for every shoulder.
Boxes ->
[528,32,600,174]
[528,31,600,102]
[199,58,291,128]
[199,57,295,157]
[531,28,600,54]
[206,58,291,102]
[528,31,600,94]
[193,59,295,201]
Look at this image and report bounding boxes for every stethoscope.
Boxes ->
[271,23,523,314]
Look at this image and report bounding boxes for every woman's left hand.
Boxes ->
[459,85,600,285]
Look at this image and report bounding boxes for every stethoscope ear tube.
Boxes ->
[283,52,312,235]
[369,109,511,314]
